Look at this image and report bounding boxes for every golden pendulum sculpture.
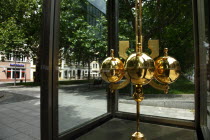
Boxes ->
[100,0,181,139]
[100,49,124,84]
[125,0,154,139]
[154,48,181,85]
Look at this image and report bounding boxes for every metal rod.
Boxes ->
[14,51,16,86]
[136,101,140,132]
[135,0,143,53]
[135,0,138,52]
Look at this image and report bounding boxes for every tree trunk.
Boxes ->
[34,50,41,84]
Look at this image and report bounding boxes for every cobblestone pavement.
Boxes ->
[0,83,194,140]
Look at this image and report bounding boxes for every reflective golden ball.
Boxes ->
[100,57,124,83]
[154,49,181,84]
[125,53,155,85]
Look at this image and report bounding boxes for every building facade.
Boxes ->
[59,60,100,80]
[0,52,31,82]
[0,1,104,82]
[0,51,100,82]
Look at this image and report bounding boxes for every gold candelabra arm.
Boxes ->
[149,80,169,94]
[148,39,159,59]
[147,40,170,94]
[119,41,129,60]
[109,79,130,90]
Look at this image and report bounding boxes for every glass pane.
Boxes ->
[58,0,108,133]
[118,0,195,120]
[204,0,210,130]
[0,0,41,139]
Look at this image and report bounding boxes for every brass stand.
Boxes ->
[131,85,145,140]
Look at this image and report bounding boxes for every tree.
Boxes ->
[0,17,26,53]
[119,0,194,73]
[60,0,107,80]
[0,0,42,83]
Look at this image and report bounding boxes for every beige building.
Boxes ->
[0,51,100,82]
[0,52,31,82]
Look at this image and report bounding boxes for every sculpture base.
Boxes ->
[131,132,145,140]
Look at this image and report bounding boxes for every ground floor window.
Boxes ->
[7,68,11,78]
[7,68,26,79]
[21,69,25,78]
[64,70,68,78]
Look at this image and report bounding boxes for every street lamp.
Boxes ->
[14,50,17,86]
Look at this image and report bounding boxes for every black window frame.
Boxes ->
[40,0,210,139]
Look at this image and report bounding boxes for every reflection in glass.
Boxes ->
[204,0,210,131]
[58,0,107,133]
[118,0,195,120]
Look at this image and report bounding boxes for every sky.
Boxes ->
[87,0,106,14]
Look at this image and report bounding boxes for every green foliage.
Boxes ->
[60,0,107,65]
[144,76,194,94]
[119,0,194,73]
[1,0,194,75]
[119,76,194,95]
[0,0,42,57]
[0,17,26,52]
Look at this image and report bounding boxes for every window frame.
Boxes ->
[41,0,116,139]
[40,0,209,139]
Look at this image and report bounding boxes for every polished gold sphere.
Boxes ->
[125,52,155,85]
[100,57,124,83]
[154,48,181,84]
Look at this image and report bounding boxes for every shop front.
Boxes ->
[0,62,31,82]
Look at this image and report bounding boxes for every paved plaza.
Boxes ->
[0,83,195,140]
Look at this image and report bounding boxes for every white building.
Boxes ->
[58,60,100,80]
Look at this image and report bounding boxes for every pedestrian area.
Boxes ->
[0,99,40,140]
[0,86,194,140]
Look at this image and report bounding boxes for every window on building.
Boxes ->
[11,68,19,78]
[19,55,25,62]
[64,70,68,78]
[33,72,36,80]
[7,68,11,79]
[21,69,25,78]
[69,71,71,77]
[33,58,37,65]
[7,53,13,61]
[13,54,27,62]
